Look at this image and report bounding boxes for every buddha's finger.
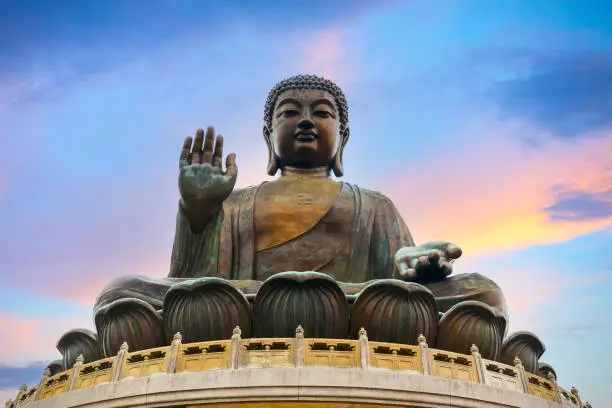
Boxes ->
[410,256,428,271]
[445,244,463,260]
[192,129,205,164]
[212,135,223,168]
[225,153,238,178]
[202,127,215,163]
[398,263,417,281]
[438,259,453,277]
[428,250,441,263]
[180,136,192,167]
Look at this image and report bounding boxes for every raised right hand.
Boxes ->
[179,127,238,212]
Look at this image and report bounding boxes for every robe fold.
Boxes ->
[169,183,415,283]
[95,182,507,322]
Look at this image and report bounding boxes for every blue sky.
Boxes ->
[0,0,611,405]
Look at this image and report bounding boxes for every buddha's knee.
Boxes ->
[94,275,174,313]
[425,272,508,321]
[94,297,165,357]
[436,300,507,360]
[253,272,348,338]
[164,277,252,343]
[351,279,439,345]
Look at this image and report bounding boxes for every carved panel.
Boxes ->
[429,350,478,382]
[17,387,37,405]
[38,371,71,400]
[527,374,558,402]
[559,387,581,407]
[120,347,169,378]
[178,340,231,372]
[241,339,295,368]
[482,360,521,392]
[368,341,422,372]
[304,339,359,368]
[73,358,114,389]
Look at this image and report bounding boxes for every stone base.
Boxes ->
[27,367,560,408]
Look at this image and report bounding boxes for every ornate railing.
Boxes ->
[5,327,589,408]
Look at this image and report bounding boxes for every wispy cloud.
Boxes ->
[0,362,46,389]
[0,0,399,109]
[544,185,612,222]
[490,50,612,140]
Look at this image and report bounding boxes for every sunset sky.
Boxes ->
[1,0,611,405]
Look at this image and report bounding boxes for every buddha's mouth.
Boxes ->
[295,131,318,142]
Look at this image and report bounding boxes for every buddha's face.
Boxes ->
[268,88,342,170]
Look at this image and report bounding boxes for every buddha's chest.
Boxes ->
[253,179,349,252]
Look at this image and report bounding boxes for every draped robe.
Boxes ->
[169,182,415,282]
[95,182,507,322]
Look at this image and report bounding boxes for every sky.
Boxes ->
[0,0,611,405]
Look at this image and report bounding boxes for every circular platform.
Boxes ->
[9,332,582,408]
[26,367,561,408]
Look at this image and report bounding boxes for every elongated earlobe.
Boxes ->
[263,126,279,176]
[332,127,350,177]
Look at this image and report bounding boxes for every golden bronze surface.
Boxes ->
[254,174,342,252]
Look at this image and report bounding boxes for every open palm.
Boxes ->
[179,127,238,208]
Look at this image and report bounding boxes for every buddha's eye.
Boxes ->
[279,109,300,118]
[314,110,334,118]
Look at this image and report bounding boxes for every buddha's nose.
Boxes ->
[297,117,315,130]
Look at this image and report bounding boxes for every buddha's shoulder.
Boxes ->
[223,183,395,207]
[344,183,395,205]
[226,185,260,203]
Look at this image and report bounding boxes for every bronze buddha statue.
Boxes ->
[58,75,543,375]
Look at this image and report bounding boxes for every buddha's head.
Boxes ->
[263,74,349,177]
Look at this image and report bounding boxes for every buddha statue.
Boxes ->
[63,74,541,373]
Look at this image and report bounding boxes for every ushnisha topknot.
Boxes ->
[264,74,349,133]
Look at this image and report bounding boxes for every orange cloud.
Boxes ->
[0,314,93,364]
[387,124,612,256]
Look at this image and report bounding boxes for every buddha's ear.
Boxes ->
[332,126,350,178]
[263,125,279,176]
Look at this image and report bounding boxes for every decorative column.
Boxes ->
[111,342,129,382]
[358,327,369,370]
[470,344,486,384]
[14,385,26,407]
[67,354,84,391]
[295,325,305,368]
[166,332,183,374]
[417,334,431,375]
[33,368,51,400]
[543,372,562,403]
[230,326,242,369]
[513,356,529,394]
[570,386,583,407]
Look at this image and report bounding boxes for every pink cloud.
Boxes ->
[0,314,93,364]
[298,29,360,88]
[0,390,18,405]
[386,123,612,256]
